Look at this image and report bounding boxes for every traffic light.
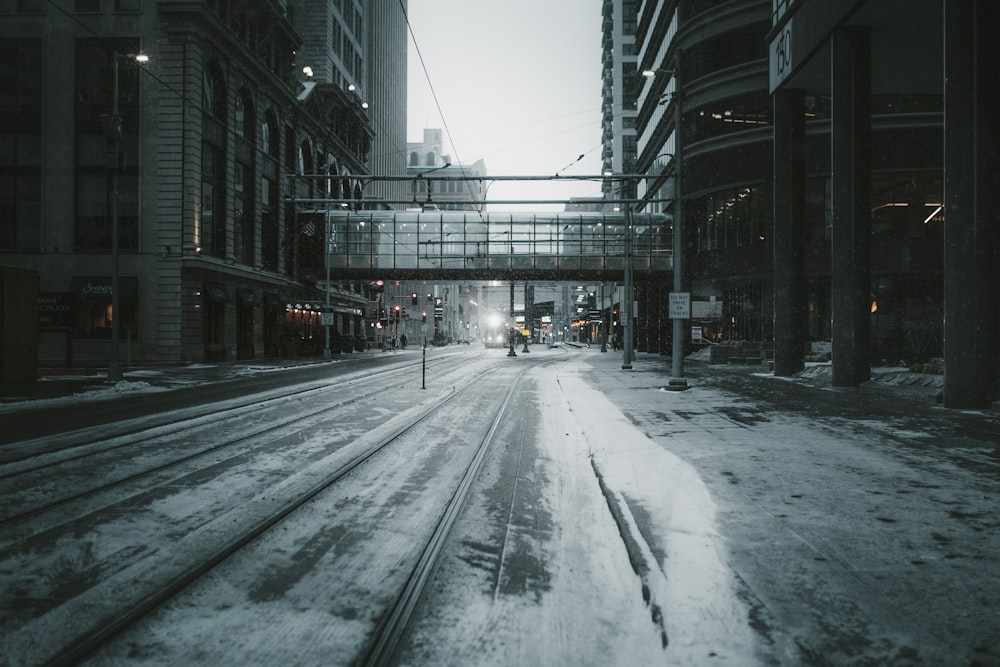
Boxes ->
[422,311,427,322]
[393,304,401,320]
[402,307,407,319]
[411,292,418,305]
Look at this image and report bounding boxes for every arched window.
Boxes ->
[262,109,279,158]
[201,63,227,259]
[425,152,435,166]
[299,140,313,175]
[409,151,419,166]
[234,89,256,265]
[261,109,280,272]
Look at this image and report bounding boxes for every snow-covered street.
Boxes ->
[1,347,997,665]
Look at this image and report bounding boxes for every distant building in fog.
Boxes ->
[406,129,487,212]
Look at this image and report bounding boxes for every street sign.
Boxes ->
[320,313,333,326]
[769,16,793,92]
[668,292,690,319]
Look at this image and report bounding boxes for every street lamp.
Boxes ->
[108,50,148,383]
[323,211,332,359]
[622,179,635,370]
[643,62,689,390]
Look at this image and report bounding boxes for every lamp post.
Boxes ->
[323,211,332,359]
[507,280,517,357]
[643,61,689,390]
[600,283,607,352]
[107,50,148,383]
[622,185,635,370]
[667,68,688,390]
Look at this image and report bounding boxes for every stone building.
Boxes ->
[0,0,407,366]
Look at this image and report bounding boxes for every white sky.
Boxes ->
[405,0,606,209]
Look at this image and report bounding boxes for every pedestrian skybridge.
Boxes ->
[300,210,674,281]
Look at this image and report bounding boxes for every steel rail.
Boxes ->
[41,364,507,667]
[1,355,451,474]
[0,356,457,531]
[360,360,552,666]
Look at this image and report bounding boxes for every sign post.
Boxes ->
[668,292,690,320]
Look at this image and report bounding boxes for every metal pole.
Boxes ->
[600,282,607,352]
[381,291,387,351]
[507,280,517,357]
[108,52,123,382]
[669,61,689,390]
[323,212,331,359]
[622,199,634,370]
[521,281,530,353]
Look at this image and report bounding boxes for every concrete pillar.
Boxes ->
[772,89,806,376]
[830,29,872,387]
[943,1,1000,408]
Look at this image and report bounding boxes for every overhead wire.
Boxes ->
[398,0,490,214]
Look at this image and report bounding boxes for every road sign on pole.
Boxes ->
[668,292,690,319]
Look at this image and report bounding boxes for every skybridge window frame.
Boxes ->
[300,209,672,274]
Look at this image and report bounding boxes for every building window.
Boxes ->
[74,38,140,252]
[16,0,45,13]
[0,38,42,251]
[261,110,279,272]
[201,64,227,258]
[683,23,768,83]
[115,0,141,11]
[69,275,139,340]
[75,0,101,12]
[234,90,256,266]
[688,93,771,144]
[694,186,768,253]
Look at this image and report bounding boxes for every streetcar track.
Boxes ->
[2,350,566,667]
[0,356,452,471]
[0,358,457,529]
[361,358,555,667]
[38,363,512,666]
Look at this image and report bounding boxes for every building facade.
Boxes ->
[406,129,487,212]
[1,0,407,366]
[600,0,639,198]
[626,0,997,407]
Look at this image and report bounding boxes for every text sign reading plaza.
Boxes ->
[289,173,675,281]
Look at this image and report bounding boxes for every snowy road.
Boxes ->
[2,347,998,666]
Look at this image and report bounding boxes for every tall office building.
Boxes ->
[625,0,997,407]
[0,1,408,366]
[294,0,408,208]
[600,0,638,200]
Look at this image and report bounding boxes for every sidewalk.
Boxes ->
[3,351,386,404]
[4,346,950,407]
[575,349,999,665]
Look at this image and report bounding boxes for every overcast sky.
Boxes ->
[405,0,605,209]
